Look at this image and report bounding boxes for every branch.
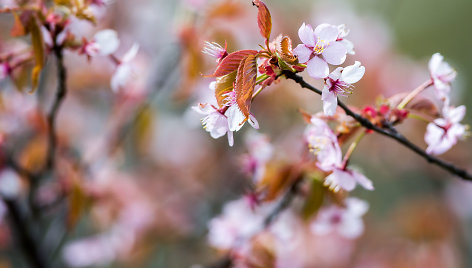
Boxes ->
[44,46,67,174]
[283,71,472,181]
[4,198,48,268]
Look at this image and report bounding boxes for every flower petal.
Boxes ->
[122,43,139,63]
[298,23,315,47]
[351,170,374,191]
[322,42,347,65]
[322,86,338,116]
[314,24,338,42]
[325,169,356,192]
[306,56,329,79]
[293,44,312,63]
[341,61,365,84]
[226,104,246,132]
[94,29,120,56]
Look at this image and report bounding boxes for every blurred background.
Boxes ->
[0,0,471,267]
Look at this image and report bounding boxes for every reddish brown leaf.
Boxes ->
[253,0,272,41]
[214,71,237,107]
[208,50,258,77]
[277,36,298,64]
[235,54,257,119]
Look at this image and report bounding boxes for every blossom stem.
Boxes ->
[397,80,433,109]
[408,112,432,123]
[342,131,365,168]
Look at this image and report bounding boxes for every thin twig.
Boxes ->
[283,71,472,181]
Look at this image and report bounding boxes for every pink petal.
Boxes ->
[298,23,315,47]
[351,170,374,191]
[446,105,466,123]
[94,29,120,56]
[227,131,234,147]
[322,42,347,65]
[428,53,443,74]
[306,56,329,79]
[325,169,356,192]
[293,44,312,63]
[314,24,338,42]
[321,86,338,116]
[341,61,365,84]
[248,114,259,129]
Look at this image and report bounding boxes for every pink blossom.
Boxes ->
[321,61,365,116]
[0,169,21,199]
[192,103,234,146]
[82,29,120,58]
[207,197,272,250]
[305,117,373,191]
[425,104,467,155]
[202,41,228,63]
[111,44,139,92]
[293,23,348,79]
[311,197,369,239]
[428,53,456,100]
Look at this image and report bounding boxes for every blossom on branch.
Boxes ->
[425,104,467,155]
[111,44,139,92]
[305,117,373,192]
[428,53,456,100]
[321,61,365,116]
[293,23,348,79]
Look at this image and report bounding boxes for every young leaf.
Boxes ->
[214,71,237,107]
[277,36,298,65]
[235,54,257,119]
[208,50,258,77]
[253,0,272,41]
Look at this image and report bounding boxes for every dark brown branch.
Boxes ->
[44,46,67,174]
[4,198,47,268]
[283,71,472,181]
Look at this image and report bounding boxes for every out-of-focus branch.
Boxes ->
[4,198,48,268]
[43,46,67,174]
[283,71,472,181]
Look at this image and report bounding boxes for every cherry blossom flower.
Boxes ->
[111,43,139,92]
[293,23,348,79]
[207,197,272,250]
[425,104,467,155]
[81,29,120,58]
[202,41,228,63]
[311,197,369,239]
[321,61,365,116]
[192,102,234,146]
[428,53,456,100]
[305,117,373,191]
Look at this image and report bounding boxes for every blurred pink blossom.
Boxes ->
[311,197,369,239]
[429,53,456,101]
